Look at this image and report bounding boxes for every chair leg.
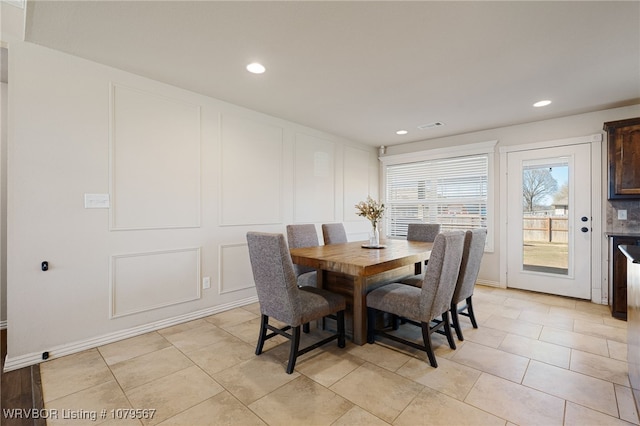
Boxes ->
[420,322,437,368]
[442,311,456,350]
[303,322,310,333]
[367,308,377,344]
[286,326,301,374]
[467,296,478,328]
[337,310,346,348]
[392,314,400,330]
[450,302,464,341]
[255,314,269,355]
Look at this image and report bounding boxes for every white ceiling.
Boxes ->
[24,1,640,146]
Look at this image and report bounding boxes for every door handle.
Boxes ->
[581,216,589,222]
[581,227,589,233]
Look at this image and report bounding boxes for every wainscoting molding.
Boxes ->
[219,243,255,295]
[110,247,201,318]
[219,114,283,226]
[343,146,373,221]
[109,83,201,231]
[293,132,335,223]
[2,296,258,372]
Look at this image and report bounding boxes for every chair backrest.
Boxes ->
[322,223,348,245]
[246,232,302,326]
[286,224,319,277]
[407,223,441,242]
[419,231,465,322]
[452,228,487,304]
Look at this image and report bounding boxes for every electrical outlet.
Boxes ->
[618,210,628,220]
[202,276,211,289]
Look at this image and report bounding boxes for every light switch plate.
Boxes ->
[84,193,110,209]
[618,209,628,220]
[202,277,211,289]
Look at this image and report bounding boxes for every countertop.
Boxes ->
[606,232,640,238]
[619,245,640,264]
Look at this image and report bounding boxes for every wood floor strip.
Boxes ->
[1,329,46,426]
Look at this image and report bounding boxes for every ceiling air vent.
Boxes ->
[417,121,445,130]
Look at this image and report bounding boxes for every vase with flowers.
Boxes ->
[355,196,385,247]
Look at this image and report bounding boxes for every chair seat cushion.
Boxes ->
[366,283,422,321]
[398,274,423,288]
[297,271,317,287]
[298,286,346,325]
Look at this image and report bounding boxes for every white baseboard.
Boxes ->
[3,296,259,372]
[476,279,502,288]
[477,280,607,305]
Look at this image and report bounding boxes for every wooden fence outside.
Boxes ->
[523,216,568,243]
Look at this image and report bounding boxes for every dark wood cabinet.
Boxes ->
[609,235,640,320]
[620,245,640,415]
[605,117,640,200]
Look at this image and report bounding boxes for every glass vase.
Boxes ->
[369,225,380,247]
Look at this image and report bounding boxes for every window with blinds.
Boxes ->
[385,154,488,237]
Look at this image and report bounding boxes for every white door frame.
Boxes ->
[499,133,603,303]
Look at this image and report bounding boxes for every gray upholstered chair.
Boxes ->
[246,232,346,374]
[451,228,487,341]
[399,223,441,287]
[286,224,319,288]
[407,223,441,242]
[322,223,348,245]
[366,231,465,368]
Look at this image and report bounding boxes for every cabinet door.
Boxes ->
[606,118,640,199]
[610,236,640,320]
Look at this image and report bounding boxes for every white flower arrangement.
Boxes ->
[355,196,385,230]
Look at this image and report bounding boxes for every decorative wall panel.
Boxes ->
[293,133,335,223]
[220,114,283,225]
[344,146,372,220]
[219,243,255,294]
[110,248,201,318]
[110,84,201,230]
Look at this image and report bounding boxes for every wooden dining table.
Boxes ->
[290,239,433,345]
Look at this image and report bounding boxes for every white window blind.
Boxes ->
[385,154,488,237]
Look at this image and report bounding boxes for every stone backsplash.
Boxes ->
[607,199,640,233]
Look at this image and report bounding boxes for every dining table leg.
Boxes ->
[318,268,367,345]
[316,268,327,332]
[352,275,367,345]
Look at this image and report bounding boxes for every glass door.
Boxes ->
[507,144,591,299]
[521,159,569,275]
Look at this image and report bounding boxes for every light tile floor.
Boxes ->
[40,285,639,425]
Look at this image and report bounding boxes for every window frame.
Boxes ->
[380,140,496,252]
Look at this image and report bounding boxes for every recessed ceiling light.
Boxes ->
[246,62,266,74]
[396,130,408,135]
[533,100,552,107]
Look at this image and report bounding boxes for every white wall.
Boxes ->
[1,82,6,328]
[4,42,378,370]
[7,39,638,369]
[1,0,26,332]
[384,103,640,297]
